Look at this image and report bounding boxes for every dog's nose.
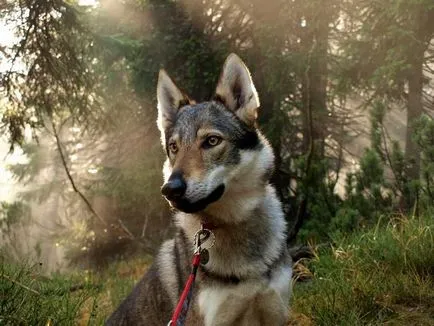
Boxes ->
[161,174,187,200]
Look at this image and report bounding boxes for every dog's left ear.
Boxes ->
[214,54,260,126]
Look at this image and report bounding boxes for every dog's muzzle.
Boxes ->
[161,174,225,213]
[161,172,187,201]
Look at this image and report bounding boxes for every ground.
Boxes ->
[1,214,433,325]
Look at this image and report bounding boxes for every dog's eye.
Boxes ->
[204,136,222,148]
[168,142,178,154]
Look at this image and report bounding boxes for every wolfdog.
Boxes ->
[106,54,292,325]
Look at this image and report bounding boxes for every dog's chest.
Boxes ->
[196,265,292,326]
[197,284,235,325]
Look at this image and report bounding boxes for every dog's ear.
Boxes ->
[214,54,260,126]
[157,70,191,137]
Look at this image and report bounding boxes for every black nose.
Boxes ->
[161,174,187,200]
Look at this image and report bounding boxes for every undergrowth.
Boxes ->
[291,213,434,325]
[0,255,152,325]
[0,260,94,325]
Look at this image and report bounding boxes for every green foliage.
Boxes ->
[339,0,433,97]
[297,157,343,242]
[329,207,360,236]
[6,143,42,184]
[0,0,102,149]
[389,140,406,195]
[300,146,393,241]
[298,105,434,243]
[123,0,228,100]
[356,149,385,190]
[299,144,392,242]
[413,114,434,207]
[370,101,386,157]
[0,201,30,233]
[340,149,391,228]
[292,213,434,325]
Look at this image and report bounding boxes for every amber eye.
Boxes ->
[204,136,222,148]
[168,142,178,154]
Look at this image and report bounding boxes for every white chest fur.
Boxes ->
[197,266,292,326]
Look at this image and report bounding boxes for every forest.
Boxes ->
[0,0,433,325]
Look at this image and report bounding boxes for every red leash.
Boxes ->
[169,253,201,325]
[168,228,214,326]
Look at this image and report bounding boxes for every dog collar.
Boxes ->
[201,222,219,230]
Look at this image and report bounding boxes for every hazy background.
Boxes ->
[1,0,433,272]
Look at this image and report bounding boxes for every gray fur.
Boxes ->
[106,53,292,326]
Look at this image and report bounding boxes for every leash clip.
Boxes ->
[193,226,215,254]
[193,225,215,265]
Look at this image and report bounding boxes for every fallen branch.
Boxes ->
[118,218,135,240]
[288,245,316,262]
[1,273,40,295]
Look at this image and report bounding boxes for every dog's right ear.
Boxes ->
[157,70,190,138]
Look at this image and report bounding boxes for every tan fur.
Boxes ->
[173,146,206,180]
[168,127,230,180]
[211,285,288,326]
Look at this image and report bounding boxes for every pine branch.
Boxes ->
[50,118,108,226]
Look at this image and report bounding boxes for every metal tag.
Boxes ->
[200,249,209,265]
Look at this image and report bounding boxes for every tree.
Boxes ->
[0,0,103,149]
[0,0,171,267]
[338,0,434,210]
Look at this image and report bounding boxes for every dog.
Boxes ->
[106,53,292,326]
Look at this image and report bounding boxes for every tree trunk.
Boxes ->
[404,53,423,182]
[403,5,432,211]
[310,15,329,158]
[404,4,433,185]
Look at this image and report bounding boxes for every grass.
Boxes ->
[1,214,433,325]
[1,261,93,325]
[290,214,434,325]
[0,255,152,325]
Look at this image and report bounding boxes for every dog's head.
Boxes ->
[157,54,274,214]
